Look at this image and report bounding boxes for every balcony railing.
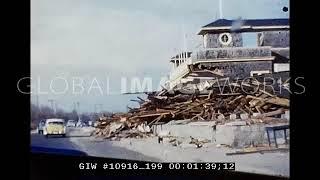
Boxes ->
[191,46,272,62]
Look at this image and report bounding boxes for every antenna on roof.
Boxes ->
[219,0,223,19]
[182,17,187,62]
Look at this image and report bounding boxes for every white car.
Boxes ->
[43,119,66,137]
[66,120,77,127]
[76,121,84,127]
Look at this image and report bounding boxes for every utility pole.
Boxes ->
[94,104,103,116]
[76,102,80,121]
[99,104,103,116]
[36,93,42,113]
[35,93,39,110]
[94,104,97,114]
[73,102,77,112]
[54,102,57,112]
[48,99,55,115]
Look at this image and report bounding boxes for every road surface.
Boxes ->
[31,127,160,161]
[31,127,289,177]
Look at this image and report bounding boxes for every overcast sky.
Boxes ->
[30,0,289,113]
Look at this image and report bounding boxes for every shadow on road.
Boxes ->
[31,128,161,162]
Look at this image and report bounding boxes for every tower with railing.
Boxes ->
[167,18,289,90]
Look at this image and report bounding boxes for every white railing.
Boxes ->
[169,58,190,80]
[191,46,272,61]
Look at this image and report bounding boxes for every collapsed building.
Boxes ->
[95,18,290,148]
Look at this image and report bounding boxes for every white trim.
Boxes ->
[201,26,251,30]
[251,25,289,29]
[271,47,290,51]
[198,25,289,34]
[250,70,270,76]
[187,76,217,80]
[193,57,275,64]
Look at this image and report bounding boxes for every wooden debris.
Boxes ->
[226,147,289,156]
[94,78,289,139]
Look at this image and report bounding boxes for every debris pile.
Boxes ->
[94,77,289,139]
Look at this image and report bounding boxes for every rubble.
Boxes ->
[94,77,289,140]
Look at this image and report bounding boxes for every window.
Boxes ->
[221,34,229,43]
[219,33,232,46]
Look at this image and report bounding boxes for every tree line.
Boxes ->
[31,103,102,125]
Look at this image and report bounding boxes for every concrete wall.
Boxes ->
[153,121,216,142]
[152,120,289,148]
[204,33,243,48]
[215,124,266,147]
[215,124,289,147]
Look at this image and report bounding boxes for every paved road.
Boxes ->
[31,127,160,161]
[31,128,289,177]
[31,127,93,150]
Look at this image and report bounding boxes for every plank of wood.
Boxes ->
[259,89,276,97]
[245,105,254,114]
[137,97,145,102]
[228,95,244,105]
[246,95,264,101]
[262,104,272,110]
[217,93,242,96]
[266,97,289,107]
[260,117,288,122]
[173,99,210,115]
[207,90,213,100]
[147,114,165,126]
[203,69,224,76]
[226,148,289,156]
[170,94,182,100]
[134,112,171,118]
[257,106,265,114]
[247,94,268,107]
[171,100,193,106]
[130,99,143,103]
[239,108,248,114]
[191,113,201,120]
[254,108,284,119]
[153,96,168,100]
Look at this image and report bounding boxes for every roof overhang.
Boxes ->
[197,25,290,35]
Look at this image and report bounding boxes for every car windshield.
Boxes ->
[48,122,64,125]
